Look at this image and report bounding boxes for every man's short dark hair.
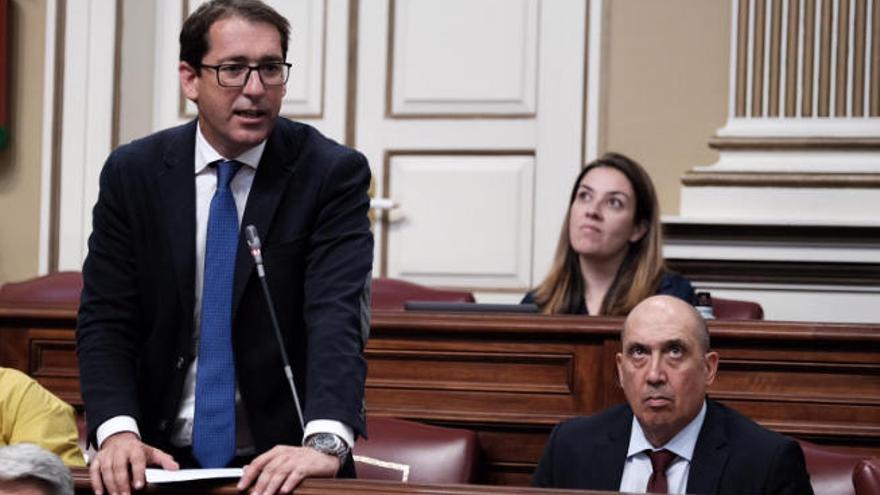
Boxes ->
[179,0,291,72]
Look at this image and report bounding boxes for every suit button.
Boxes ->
[158,420,169,431]
[176,356,185,369]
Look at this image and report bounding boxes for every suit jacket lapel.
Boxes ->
[231,122,299,317]
[688,399,730,494]
[157,121,199,325]
[592,407,632,490]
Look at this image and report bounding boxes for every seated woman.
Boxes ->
[523,152,693,315]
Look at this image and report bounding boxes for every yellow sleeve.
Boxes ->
[2,369,86,467]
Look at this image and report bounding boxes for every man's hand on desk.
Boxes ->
[89,431,179,495]
[237,446,340,495]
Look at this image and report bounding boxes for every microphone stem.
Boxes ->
[256,266,306,431]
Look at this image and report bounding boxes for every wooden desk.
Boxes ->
[69,468,613,495]
[2,306,878,485]
[366,311,880,484]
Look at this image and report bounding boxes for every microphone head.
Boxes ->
[244,224,261,250]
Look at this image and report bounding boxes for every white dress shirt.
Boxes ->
[618,401,707,494]
[96,124,353,451]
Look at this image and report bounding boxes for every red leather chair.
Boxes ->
[799,440,880,495]
[371,278,476,311]
[854,458,880,495]
[712,296,764,320]
[0,271,83,308]
[354,417,479,484]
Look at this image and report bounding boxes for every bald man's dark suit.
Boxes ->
[76,118,372,457]
[533,399,813,494]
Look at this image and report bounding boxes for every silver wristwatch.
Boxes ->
[304,432,350,464]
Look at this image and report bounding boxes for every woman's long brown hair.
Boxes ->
[531,153,665,316]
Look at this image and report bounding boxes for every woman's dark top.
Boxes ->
[520,272,695,315]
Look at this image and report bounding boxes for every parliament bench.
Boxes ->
[1,273,878,486]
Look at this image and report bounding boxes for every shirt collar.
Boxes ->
[626,400,707,462]
[194,122,266,174]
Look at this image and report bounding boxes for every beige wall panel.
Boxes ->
[389,0,538,116]
[603,0,731,215]
[386,154,534,289]
[0,0,45,282]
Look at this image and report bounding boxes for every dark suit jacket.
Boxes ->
[533,399,813,494]
[76,118,373,455]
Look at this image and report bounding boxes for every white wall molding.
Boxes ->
[389,0,539,117]
[692,282,880,323]
[663,216,880,322]
[56,0,118,271]
[38,0,59,274]
[681,0,880,222]
[583,0,604,163]
[716,117,880,138]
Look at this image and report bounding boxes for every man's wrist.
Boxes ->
[96,415,141,448]
[303,432,350,464]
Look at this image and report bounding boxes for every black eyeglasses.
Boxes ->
[199,62,292,87]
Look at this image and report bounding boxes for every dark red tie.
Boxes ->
[646,449,677,493]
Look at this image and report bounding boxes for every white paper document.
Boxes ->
[145,468,243,484]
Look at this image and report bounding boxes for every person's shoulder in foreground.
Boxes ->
[0,443,74,495]
[0,368,85,467]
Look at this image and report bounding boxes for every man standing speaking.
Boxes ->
[76,2,372,494]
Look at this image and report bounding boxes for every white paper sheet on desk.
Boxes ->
[146,468,243,483]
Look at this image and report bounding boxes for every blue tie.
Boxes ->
[193,160,242,468]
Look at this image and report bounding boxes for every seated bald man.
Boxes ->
[533,295,813,494]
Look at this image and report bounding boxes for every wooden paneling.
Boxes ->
[0,308,84,409]
[4,307,880,484]
[365,312,880,472]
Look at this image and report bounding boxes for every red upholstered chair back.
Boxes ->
[354,417,479,484]
[0,271,83,307]
[371,278,476,311]
[798,440,878,495]
[854,458,880,495]
[712,296,764,320]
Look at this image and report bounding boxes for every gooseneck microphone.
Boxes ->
[244,225,305,431]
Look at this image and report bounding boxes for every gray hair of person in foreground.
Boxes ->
[0,443,74,495]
